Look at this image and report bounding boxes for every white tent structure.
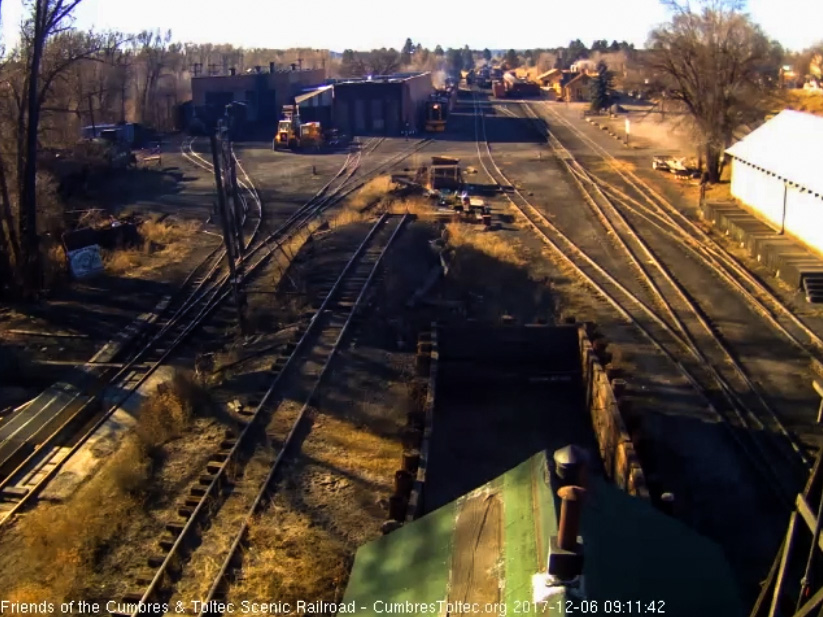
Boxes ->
[725,110,823,254]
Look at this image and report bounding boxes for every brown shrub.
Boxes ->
[445,222,525,267]
[136,371,212,448]
[346,175,393,211]
[9,434,152,602]
[230,496,350,603]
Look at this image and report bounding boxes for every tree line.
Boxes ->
[0,0,328,297]
[0,0,813,297]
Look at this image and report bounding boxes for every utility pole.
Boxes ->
[88,94,96,136]
[209,131,246,333]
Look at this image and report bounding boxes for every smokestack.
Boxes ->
[557,486,584,551]
[270,62,276,73]
[229,67,236,76]
[547,485,586,581]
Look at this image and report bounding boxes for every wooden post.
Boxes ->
[209,132,245,332]
[768,512,799,617]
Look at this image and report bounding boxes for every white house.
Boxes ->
[725,110,823,255]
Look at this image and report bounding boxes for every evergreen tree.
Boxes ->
[504,49,520,69]
[483,48,492,62]
[401,38,414,64]
[462,45,474,70]
[447,48,464,74]
[589,60,614,112]
[434,44,444,57]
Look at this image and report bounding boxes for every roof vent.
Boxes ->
[553,444,589,487]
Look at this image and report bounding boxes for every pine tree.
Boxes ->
[589,60,614,112]
[462,45,474,71]
[434,45,444,57]
[483,48,492,62]
[504,49,519,69]
[401,38,414,64]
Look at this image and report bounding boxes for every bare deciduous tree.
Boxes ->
[645,0,781,181]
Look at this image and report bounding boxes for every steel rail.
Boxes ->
[472,93,794,506]
[510,102,809,470]
[538,103,823,357]
[124,213,405,616]
[197,214,408,615]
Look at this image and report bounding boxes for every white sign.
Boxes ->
[67,244,104,279]
[625,119,631,135]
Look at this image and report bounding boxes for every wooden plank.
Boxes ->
[7,329,88,338]
[793,585,823,617]
[796,494,823,554]
[769,511,800,617]
[749,536,786,617]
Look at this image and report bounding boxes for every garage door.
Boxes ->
[371,99,385,132]
[354,99,366,133]
[386,99,399,134]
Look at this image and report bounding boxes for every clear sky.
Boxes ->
[1,0,821,53]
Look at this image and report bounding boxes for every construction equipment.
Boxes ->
[273,105,324,151]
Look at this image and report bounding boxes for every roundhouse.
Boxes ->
[332,73,432,136]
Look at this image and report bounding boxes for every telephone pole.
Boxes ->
[209,130,247,333]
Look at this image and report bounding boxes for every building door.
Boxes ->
[354,99,366,133]
[386,98,399,135]
[371,99,385,133]
[336,100,350,134]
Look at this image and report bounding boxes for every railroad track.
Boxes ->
[113,213,408,617]
[523,102,823,462]
[535,102,823,363]
[0,134,429,528]
[505,102,811,471]
[473,93,801,507]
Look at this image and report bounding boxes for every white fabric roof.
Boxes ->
[726,109,823,197]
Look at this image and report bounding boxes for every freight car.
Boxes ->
[502,73,541,97]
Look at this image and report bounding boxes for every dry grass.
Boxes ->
[781,90,823,116]
[446,222,525,267]
[136,370,213,449]
[42,243,68,289]
[5,435,153,603]
[345,175,393,211]
[229,491,350,603]
[103,218,200,276]
[388,197,433,215]
[329,208,366,229]
[311,416,399,479]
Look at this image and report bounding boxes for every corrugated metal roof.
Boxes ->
[294,85,333,105]
[726,110,823,196]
